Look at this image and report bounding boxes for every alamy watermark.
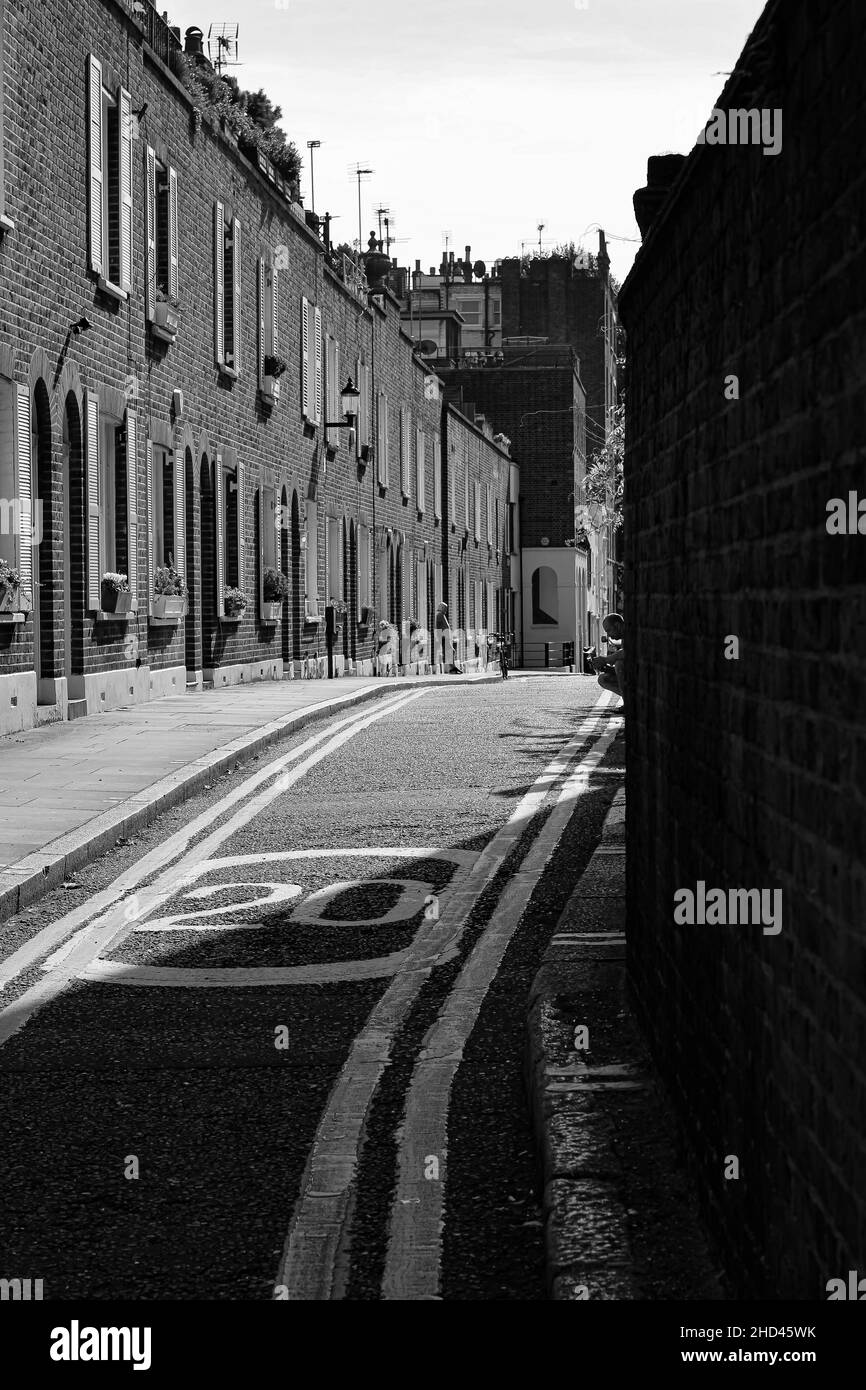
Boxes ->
[697,108,782,157]
[674,881,783,935]
[0,497,44,546]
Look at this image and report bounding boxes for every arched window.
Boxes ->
[531,566,558,625]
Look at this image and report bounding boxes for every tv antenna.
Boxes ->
[208,23,240,75]
[347,162,374,260]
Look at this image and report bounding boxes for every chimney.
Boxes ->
[633,154,687,239]
[184,26,205,57]
[464,245,472,282]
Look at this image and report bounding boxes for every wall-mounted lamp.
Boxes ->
[71,315,92,334]
[133,102,148,120]
[325,377,360,431]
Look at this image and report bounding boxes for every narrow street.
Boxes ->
[0,675,623,1301]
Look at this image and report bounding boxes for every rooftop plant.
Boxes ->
[175,54,302,188]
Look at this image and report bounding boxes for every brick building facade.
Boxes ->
[619,0,865,1297]
[0,0,514,735]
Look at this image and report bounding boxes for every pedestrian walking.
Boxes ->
[594,613,625,709]
[436,602,462,674]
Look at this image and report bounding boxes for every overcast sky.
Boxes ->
[165,0,768,284]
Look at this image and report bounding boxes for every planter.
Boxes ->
[260,601,281,622]
[0,587,15,613]
[151,595,186,620]
[101,585,133,615]
[153,302,179,340]
[261,374,281,401]
[223,607,246,622]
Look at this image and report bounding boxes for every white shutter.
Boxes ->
[214,202,225,366]
[486,485,492,543]
[14,385,32,600]
[401,407,410,496]
[232,217,242,374]
[174,444,185,582]
[236,457,245,591]
[377,392,388,487]
[87,56,104,276]
[464,464,470,532]
[145,439,154,604]
[416,428,425,513]
[301,296,310,417]
[85,390,100,609]
[215,454,225,614]
[168,166,179,301]
[433,436,442,520]
[126,412,138,610]
[258,486,265,611]
[313,305,323,425]
[450,452,457,527]
[271,265,279,356]
[119,87,133,293]
[257,258,265,388]
[145,147,157,321]
[474,480,481,541]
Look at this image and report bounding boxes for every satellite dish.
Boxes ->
[473,260,486,278]
[418,339,438,356]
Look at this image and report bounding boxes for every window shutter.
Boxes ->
[236,457,245,590]
[486,485,492,544]
[145,439,154,604]
[334,341,341,442]
[14,385,32,600]
[401,407,410,496]
[474,480,481,541]
[377,392,388,487]
[355,356,362,457]
[433,436,442,520]
[232,217,242,374]
[215,454,225,615]
[145,147,157,321]
[301,295,310,417]
[119,87,133,293]
[313,305,323,425]
[214,202,225,366]
[87,56,104,276]
[85,390,100,609]
[464,465,470,532]
[258,486,265,611]
[271,265,279,356]
[174,445,185,582]
[168,166,179,301]
[257,257,265,388]
[450,452,457,527]
[126,412,138,610]
[416,428,425,513]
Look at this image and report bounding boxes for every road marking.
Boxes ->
[0,691,427,1047]
[0,690,418,993]
[275,692,619,1300]
[382,712,623,1299]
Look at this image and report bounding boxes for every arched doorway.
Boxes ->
[290,489,302,666]
[63,393,85,682]
[32,381,54,698]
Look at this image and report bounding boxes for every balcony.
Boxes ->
[134,3,182,69]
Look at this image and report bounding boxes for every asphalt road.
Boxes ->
[0,674,624,1301]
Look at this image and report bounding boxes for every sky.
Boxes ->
[165,0,769,285]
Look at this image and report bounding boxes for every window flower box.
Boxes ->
[151,595,186,621]
[101,572,132,614]
[260,601,281,623]
[151,562,187,622]
[223,586,247,622]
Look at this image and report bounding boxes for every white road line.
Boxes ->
[0,690,416,993]
[382,713,623,1299]
[0,690,427,1049]
[275,693,618,1300]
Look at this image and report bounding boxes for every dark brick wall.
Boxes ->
[618,0,866,1298]
[0,0,509,702]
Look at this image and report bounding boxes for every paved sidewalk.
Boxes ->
[0,671,495,922]
[526,784,726,1300]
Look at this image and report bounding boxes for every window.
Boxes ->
[304,499,319,619]
[531,566,558,625]
[214,203,241,375]
[449,446,457,528]
[0,382,32,595]
[257,257,281,396]
[84,392,138,611]
[485,484,492,545]
[214,451,244,615]
[0,6,10,231]
[495,496,500,550]
[87,56,132,295]
[464,461,470,533]
[491,297,502,329]
[301,297,322,424]
[325,335,341,448]
[433,435,442,521]
[258,479,278,615]
[507,502,516,553]
[147,443,182,573]
[355,357,371,458]
[376,392,389,488]
[474,480,481,542]
[357,523,372,619]
[400,407,411,497]
[415,427,425,513]
[145,150,178,323]
[325,515,342,606]
[456,296,482,326]
[415,556,427,627]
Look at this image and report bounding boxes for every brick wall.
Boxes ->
[618,0,866,1298]
[0,0,509,719]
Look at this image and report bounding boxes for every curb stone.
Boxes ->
[0,672,499,926]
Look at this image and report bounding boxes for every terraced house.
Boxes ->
[0,0,516,737]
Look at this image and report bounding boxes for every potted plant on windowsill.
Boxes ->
[261,566,288,622]
[0,559,19,613]
[262,353,287,403]
[101,571,133,615]
[325,597,347,641]
[151,559,188,620]
[223,585,247,621]
[153,286,180,340]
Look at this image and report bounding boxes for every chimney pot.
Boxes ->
[184,26,205,57]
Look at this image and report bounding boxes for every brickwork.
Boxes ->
[0,0,511,728]
[618,0,866,1298]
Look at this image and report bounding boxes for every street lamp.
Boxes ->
[306,140,321,214]
[325,377,360,430]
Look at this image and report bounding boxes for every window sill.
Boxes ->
[0,612,25,624]
[303,614,321,627]
[151,323,178,345]
[149,615,182,627]
[97,277,128,302]
[94,609,133,623]
[218,363,239,381]
[0,214,14,234]
[219,613,244,625]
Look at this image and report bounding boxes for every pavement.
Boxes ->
[0,670,500,924]
[526,784,727,1300]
